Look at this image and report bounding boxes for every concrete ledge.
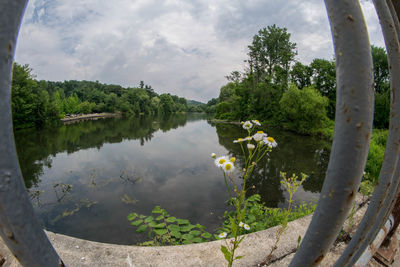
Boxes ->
[0,195,372,266]
[0,214,311,267]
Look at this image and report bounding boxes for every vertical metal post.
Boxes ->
[289,0,375,265]
[335,0,400,265]
[0,0,63,266]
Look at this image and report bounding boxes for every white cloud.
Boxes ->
[15,0,383,102]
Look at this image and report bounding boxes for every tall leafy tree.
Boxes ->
[310,59,336,119]
[290,62,313,89]
[371,46,390,128]
[371,45,389,94]
[247,24,297,85]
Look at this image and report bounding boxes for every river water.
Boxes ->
[14,114,330,244]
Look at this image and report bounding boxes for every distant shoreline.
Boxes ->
[61,112,121,123]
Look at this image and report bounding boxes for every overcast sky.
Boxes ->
[15,0,384,102]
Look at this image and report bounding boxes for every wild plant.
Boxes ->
[211,120,278,267]
[261,171,307,264]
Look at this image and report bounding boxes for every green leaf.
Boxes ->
[154,223,166,228]
[165,216,177,223]
[177,219,190,225]
[130,219,143,226]
[189,230,201,236]
[161,210,169,216]
[167,224,180,232]
[221,245,231,262]
[182,234,194,240]
[248,214,256,222]
[127,213,138,221]
[201,232,212,239]
[235,256,244,260]
[154,229,168,236]
[152,206,163,214]
[155,215,164,221]
[180,225,195,232]
[195,224,205,230]
[192,237,202,243]
[148,221,158,227]
[139,215,146,219]
[144,216,154,223]
[182,240,192,244]
[136,225,147,233]
[170,231,182,238]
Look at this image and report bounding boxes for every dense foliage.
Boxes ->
[11,63,215,129]
[214,25,390,134]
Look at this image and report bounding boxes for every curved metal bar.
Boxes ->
[0,0,63,266]
[336,1,400,265]
[388,0,400,38]
[335,0,400,265]
[289,0,374,265]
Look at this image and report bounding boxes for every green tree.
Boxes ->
[159,94,175,114]
[310,59,336,119]
[247,24,297,85]
[290,62,313,89]
[371,45,389,94]
[105,93,118,112]
[280,84,329,134]
[371,46,390,129]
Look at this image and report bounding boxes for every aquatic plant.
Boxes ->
[127,206,213,246]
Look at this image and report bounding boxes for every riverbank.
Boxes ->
[61,112,121,123]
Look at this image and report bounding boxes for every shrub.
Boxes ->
[280,84,330,135]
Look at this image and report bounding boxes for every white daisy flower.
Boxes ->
[215,156,229,168]
[264,136,278,148]
[229,157,236,163]
[247,144,255,150]
[253,131,267,142]
[239,222,244,228]
[244,136,253,141]
[233,138,244,143]
[252,120,261,126]
[244,224,250,231]
[223,161,235,174]
[242,121,253,130]
[211,153,216,159]
[218,232,227,238]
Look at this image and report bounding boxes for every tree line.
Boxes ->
[11,63,216,129]
[214,24,390,135]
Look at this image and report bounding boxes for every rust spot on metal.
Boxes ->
[348,190,354,201]
[365,132,370,140]
[344,107,349,114]
[356,122,363,130]
[6,231,18,244]
[346,117,351,123]
[314,254,324,263]
[347,14,354,22]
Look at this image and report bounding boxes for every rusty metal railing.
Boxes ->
[0,0,399,266]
